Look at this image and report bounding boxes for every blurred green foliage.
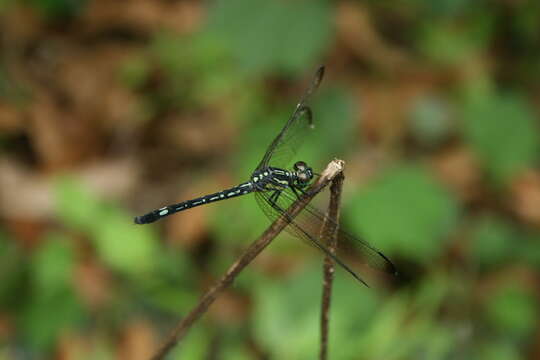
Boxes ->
[23,233,84,349]
[252,265,388,359]
[485,284,537,339]
[206,0,331,74]
[462,93,540,185]
[346,165,459,263]
[471,215,518,267]
[55,178,160,275]
[1,0,540,359]
[418,15,494,65]
[23,0,86,19]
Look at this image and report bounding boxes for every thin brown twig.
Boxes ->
[319,170,344,360]
[150,160,345,360]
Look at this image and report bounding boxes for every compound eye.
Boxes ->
[294,161,307,171]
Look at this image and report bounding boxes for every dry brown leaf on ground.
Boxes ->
[82,0,204,35]
[118,320,156,360]
[335,1,410,72]
[0,103,24,132]
[0,157,138,220]
[208,290,250,326]
[431,146,482,203]
[510,170,540,227]
[57,332,96,360]
[74,258,112,310]
[157,111,236,160]
[356,78,431,148]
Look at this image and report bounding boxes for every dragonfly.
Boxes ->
[134,66,396,286]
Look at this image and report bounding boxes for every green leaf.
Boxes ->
[32,233,75,298]
[252,262,380,359]
[355,292,410,359]
[207,0,331,74]
[462,93,540,184]
[220,348,252,360]
[302,86,356,169]
[55,177,160,275]
[174,326,214,360]
[252,271,320,359]
[470,215,518,267]
[150,31,236,108]
[0,231,27,310]
[474,342,521,360]
[92,213,160,275]
[418,16,493,65]
[413,272,451,314]
[409,0,475,17]
[345,165,459,263]
[519,233,540,267]
[54,177,107,232]
[484,284,538,339]
[136,251,197,313]
[25,0,87,19]
[22,287,84,350]
[22,234,84,350]
[421,326,455,360]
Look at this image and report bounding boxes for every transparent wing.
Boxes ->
[277,188,396,275]
[256,66,325,170]
[255,187,396,276]
[254,190,369,286]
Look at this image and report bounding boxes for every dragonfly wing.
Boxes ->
[256,66,324,170]
[254,190,369,286]
[268,188,397,276]
[254,190,319,248]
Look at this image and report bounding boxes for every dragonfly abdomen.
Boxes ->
[134,182,254,224]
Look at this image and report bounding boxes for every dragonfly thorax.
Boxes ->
[250,162,313,191]
[251,167,290,190]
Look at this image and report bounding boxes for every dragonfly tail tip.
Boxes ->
[134,214,154,224]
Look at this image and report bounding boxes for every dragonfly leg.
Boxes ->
[289,185,307,200]
[268,189,282,207]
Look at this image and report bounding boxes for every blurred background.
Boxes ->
[1,0,540,359]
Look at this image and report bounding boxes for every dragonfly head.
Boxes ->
[293,161,313,188]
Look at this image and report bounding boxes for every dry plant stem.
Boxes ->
[151,160,345,360]
[319,172,344,360]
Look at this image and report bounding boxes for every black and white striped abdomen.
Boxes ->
[134,182,254,224]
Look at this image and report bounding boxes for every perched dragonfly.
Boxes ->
[135,66,396,286]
